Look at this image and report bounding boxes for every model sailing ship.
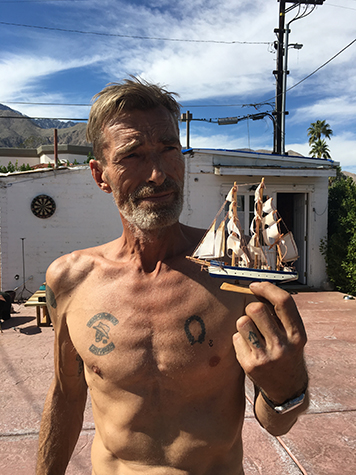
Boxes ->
[187,178,299,288]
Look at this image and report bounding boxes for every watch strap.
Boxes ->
[260,388,307,414]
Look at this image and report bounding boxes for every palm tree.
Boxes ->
[307,120,333,145]
[309,139,331,159]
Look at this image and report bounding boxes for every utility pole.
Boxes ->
[180,111,193,149]
[273,0,286,155]
[273,0,325,156]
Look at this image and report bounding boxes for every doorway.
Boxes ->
[277,193,308,284]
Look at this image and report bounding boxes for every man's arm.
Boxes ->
[233,282,309,437]
[36,263,88,475]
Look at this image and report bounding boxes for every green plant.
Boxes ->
[85,151,95,163]
[308,120,333,158]
[0,160,30,173]
[6,160,16,172]
[320,167,356,295]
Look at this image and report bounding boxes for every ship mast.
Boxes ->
[254,177,265,268]
[231,182,238,266]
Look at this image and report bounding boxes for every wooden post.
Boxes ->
[54,128,58,168]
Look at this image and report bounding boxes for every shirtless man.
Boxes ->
[36,78,309,475]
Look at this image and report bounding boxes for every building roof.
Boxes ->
[183,147,338,178]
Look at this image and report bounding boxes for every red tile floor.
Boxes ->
[0,290,355,474]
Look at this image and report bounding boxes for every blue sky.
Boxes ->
[0,0,355,171]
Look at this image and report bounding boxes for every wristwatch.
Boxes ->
[260,388,307,414]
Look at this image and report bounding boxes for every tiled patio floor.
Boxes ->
[0,290,355,474]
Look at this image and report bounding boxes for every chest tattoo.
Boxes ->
[87,312,119,355]
[184,315,206,345]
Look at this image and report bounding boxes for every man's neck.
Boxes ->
[118,220,190,274]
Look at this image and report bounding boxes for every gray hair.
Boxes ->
[86,77,181,163]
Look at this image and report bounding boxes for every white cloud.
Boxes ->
[1,0,356,160]
[290,97,356,125]
[0,54,103,103]
[286,132,356,171]
[98,0,278,100]
[181,130,249,150]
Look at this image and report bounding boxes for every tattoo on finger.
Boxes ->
[248,331,261,348]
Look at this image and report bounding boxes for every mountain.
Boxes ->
[0,104,88,148]
[343,171,356,183]
[31,117,79,129]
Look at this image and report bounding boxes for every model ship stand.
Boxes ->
[187,178,299,293]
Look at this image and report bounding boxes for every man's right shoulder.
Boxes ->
[46,248,97,295]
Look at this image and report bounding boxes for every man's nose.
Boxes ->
[146,154,167,186]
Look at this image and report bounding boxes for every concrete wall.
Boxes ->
[38,145,93,164]
[0,167,122,297]
[0,149,39,168]
[0,145,93,170]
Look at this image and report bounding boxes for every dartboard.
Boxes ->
[31,194,56,219]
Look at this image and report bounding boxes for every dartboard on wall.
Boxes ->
[31,194,56,219]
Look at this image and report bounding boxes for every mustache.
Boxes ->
[131,178,182,201]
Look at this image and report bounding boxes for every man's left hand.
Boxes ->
[233,281,308,404]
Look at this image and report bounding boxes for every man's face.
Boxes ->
[99,106,184,231]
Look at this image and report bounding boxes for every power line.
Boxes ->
[3,101,91,107]
[327,3,356,11]
[1,37,355,111]
[253,36,356,108]
[0,21,272,45]
[0,0,85,2]
[2,100,252,108]
[0,115,87,121]
[287,37,356,93]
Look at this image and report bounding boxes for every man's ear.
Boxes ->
[90,159,112,194]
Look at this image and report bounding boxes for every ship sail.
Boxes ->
[280,232,299,263]
[226,184,250,267]
[187,178,299,285]
[193,219,225,259]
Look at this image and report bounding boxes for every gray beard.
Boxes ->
[115,179,184,232]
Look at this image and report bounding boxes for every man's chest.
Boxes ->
[65,270,244,390]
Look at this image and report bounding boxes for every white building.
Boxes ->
[182,148,337,288]
[0,146,337,297]
[0,144,92,169]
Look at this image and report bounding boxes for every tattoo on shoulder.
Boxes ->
[46,285,57,309]
[184,315,206,345]
[87,313,119,356]
[76,353,84,376]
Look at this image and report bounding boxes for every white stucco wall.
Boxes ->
[0,166,122,296]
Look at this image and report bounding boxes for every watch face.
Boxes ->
[31,194,56,219]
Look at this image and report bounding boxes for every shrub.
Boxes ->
[0,160,31,173]
[321,168,356,295]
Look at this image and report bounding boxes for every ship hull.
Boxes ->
[208,261,298,283]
